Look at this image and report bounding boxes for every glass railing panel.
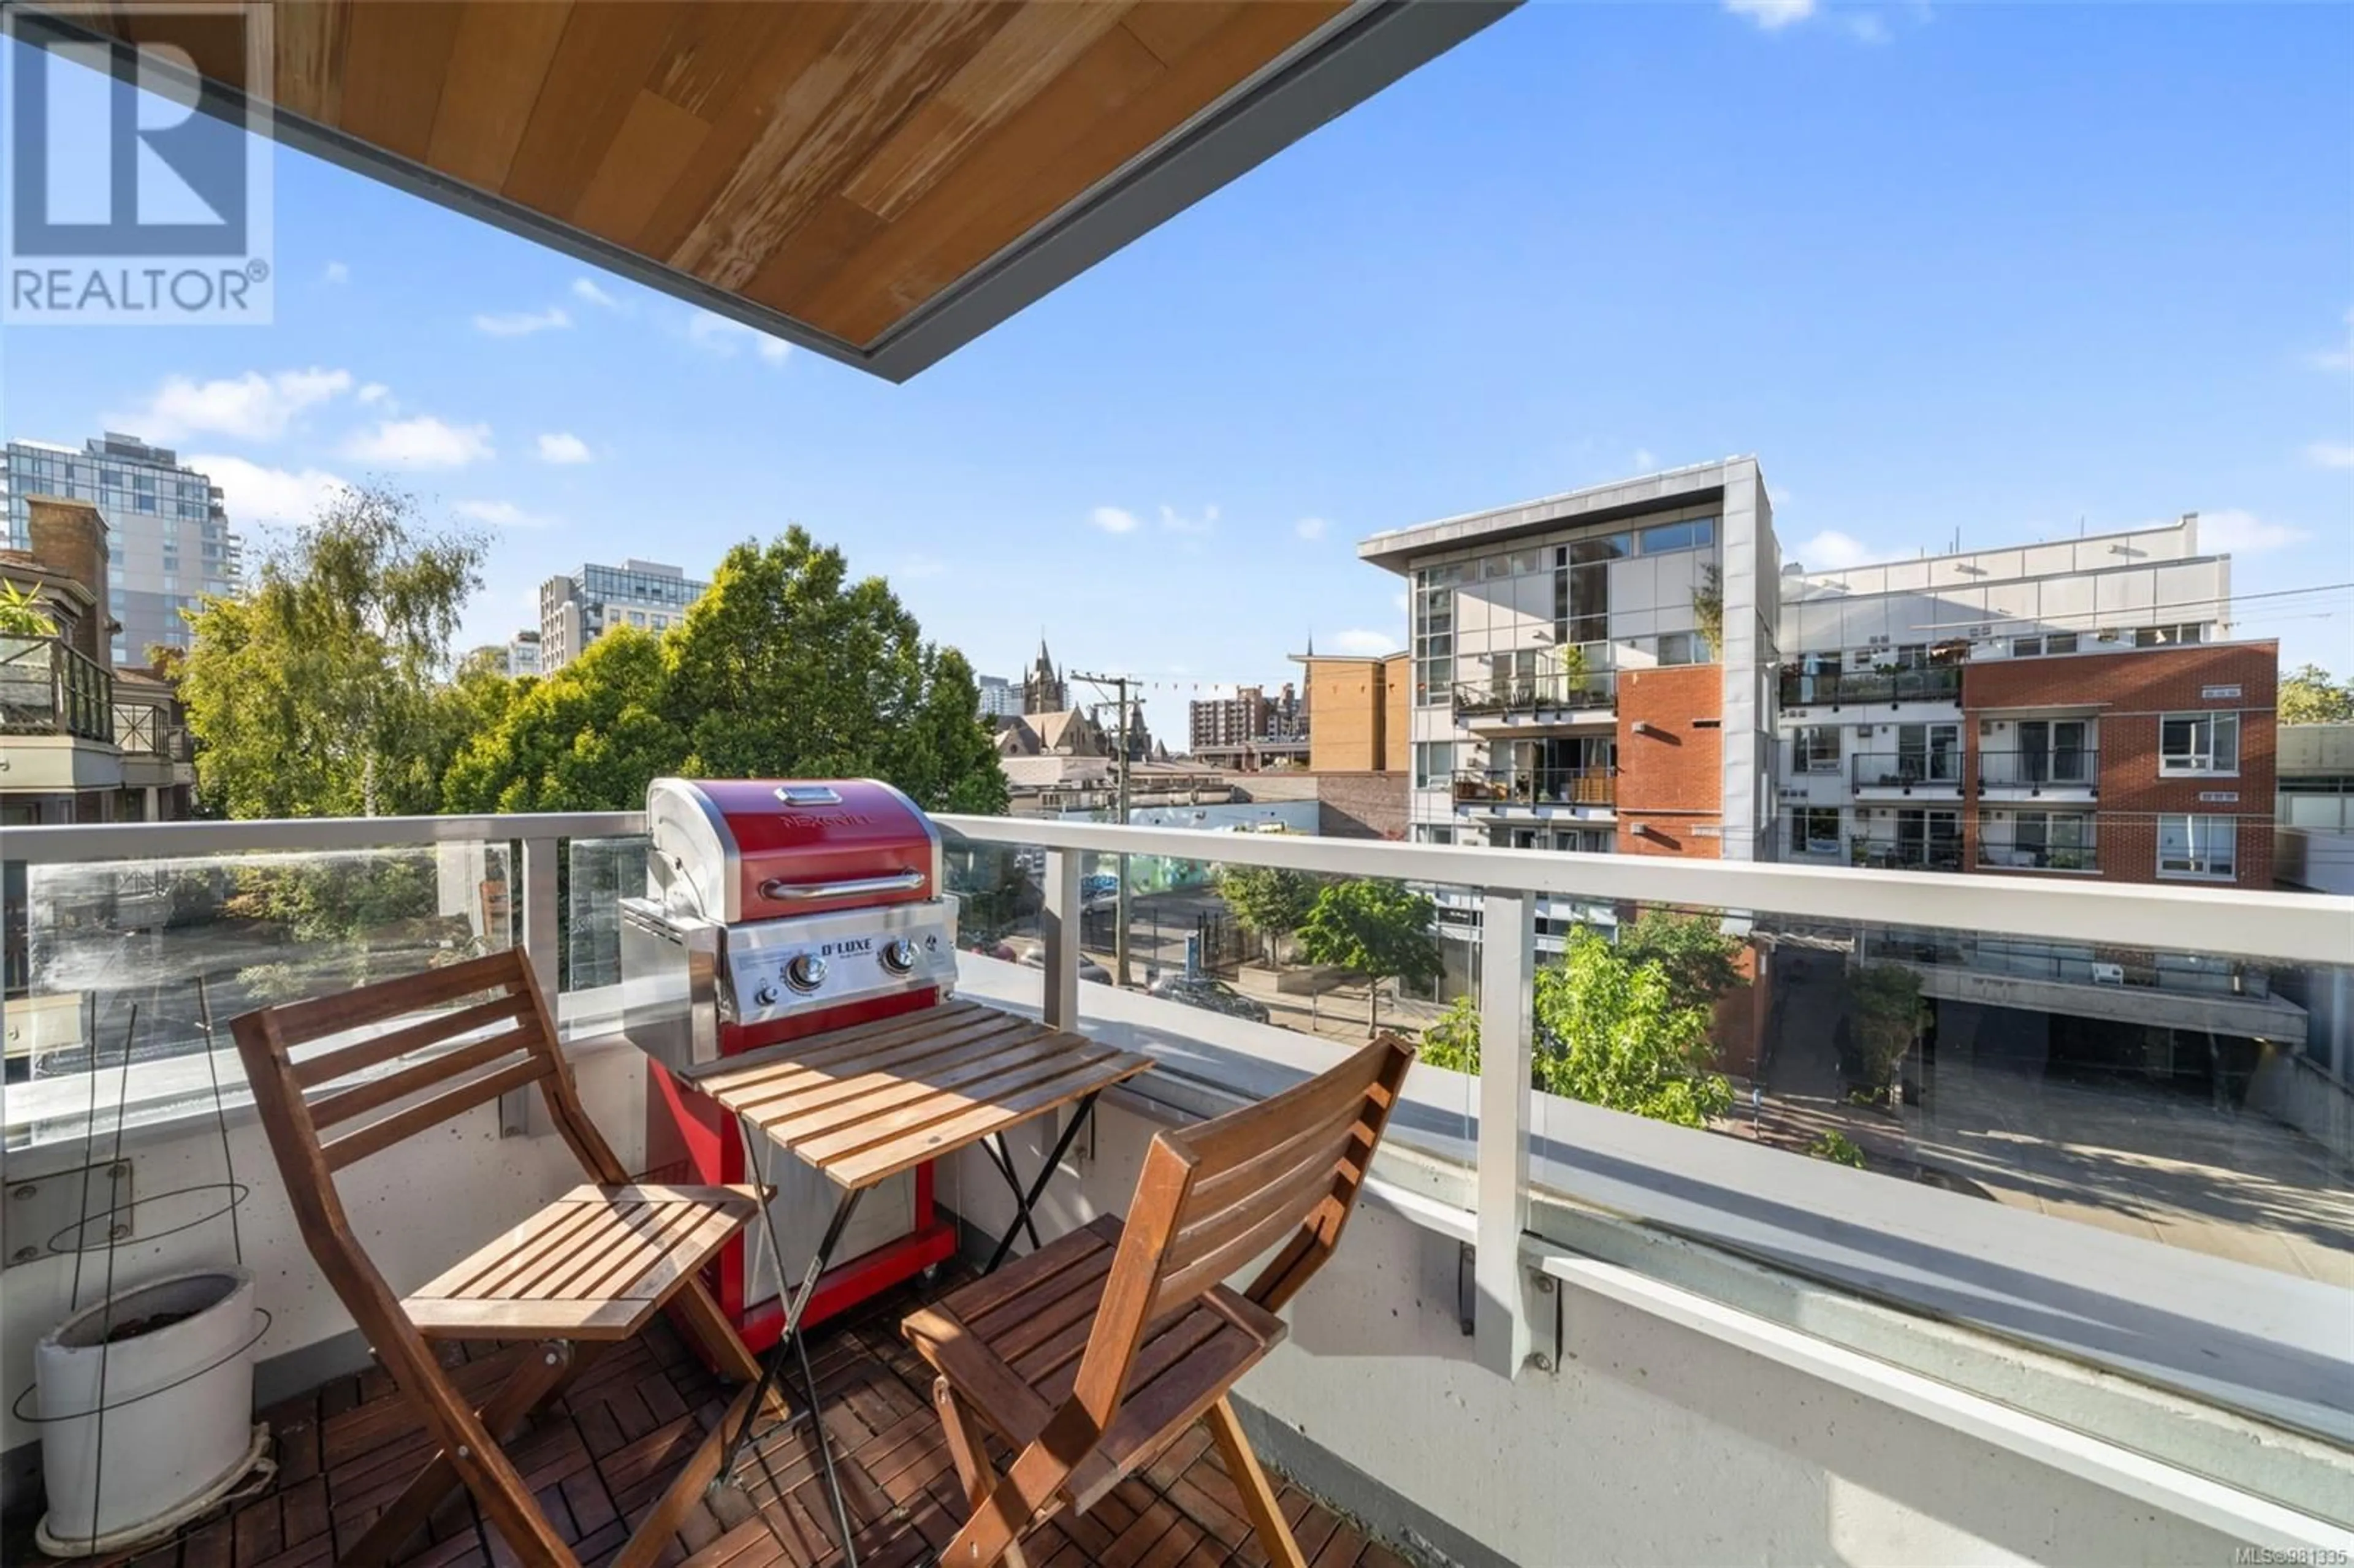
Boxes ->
[1507,888,2351,1463]
[565,834,649,992]
[4,843,514,1149]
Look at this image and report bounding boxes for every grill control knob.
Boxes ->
[785,953,828,994]
[879,937,918,975]
[753,982,780,1008]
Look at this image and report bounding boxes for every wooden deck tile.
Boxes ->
[3,1271,1425,1568]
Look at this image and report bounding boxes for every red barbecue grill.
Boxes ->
[620,778,962,1350]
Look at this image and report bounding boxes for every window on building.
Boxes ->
[1415,824,1455,846]
[1796,726,1840,773]
[2013,631,2080,657]
[2135,623,2205,647]
[1789,807,1841,855]
[2157,815,2236,879]
[2160,711,2238,774]
[1480,555,1512,580]
[1567,533,1631,565]
[1655,632,1701,666]
[1637,517,1716,555]
[1413,742,1455,791]
[1507,549,1544,576]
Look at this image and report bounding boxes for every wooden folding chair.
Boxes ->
[903,1033,1417,1568]
[230,949,774,1568]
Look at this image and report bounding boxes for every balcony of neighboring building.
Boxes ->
[1849,747,1965,799]
[1450,666,1617,732]
[1449,766,1617,818]
[1777,663,1963,712]
[1976,746,2100,802]
[0,634,120,793]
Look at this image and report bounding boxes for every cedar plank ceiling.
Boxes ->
[37,0,1514,379]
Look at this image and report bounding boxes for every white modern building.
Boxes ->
[1,434,243,664]
[536,558,707,671]
[505,628,543,677]
[977,672,1021,718]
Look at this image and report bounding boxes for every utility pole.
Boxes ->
[1070,671,1135,988]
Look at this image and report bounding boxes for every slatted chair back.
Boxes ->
[1062,1033,1414,1434]
[232,949,631,1253]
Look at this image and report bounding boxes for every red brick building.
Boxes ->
[1615,664,1724,859]
[1963,641,2277,888]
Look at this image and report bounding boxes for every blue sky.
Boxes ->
[5,0,2350,742]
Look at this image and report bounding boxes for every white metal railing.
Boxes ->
[9,811,2354,1387]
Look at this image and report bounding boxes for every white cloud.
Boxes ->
[1726,0,1816,28]
[2306,441,2354,470]
[2194,509,2310,554]
[112,367,354,441]
[535,432,593,465]
[454,500,554,530]
[1843,11,1891,42]
[322,261,349,284]
[686,309,790,363]
[341,415,494,468]
[191,455,351,528]
[1631,447,1658,470]
[1328,629,1401,657]
[474,306,571,337]
[572,277,622,310]
[1794,528,1879,570]
[1295,516,1329,541]
[356,382,390,406]
[1393,592,1410,615]
[1159,504,1219,536]
[1088,506,1141,535]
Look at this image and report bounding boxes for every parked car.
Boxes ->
[1148,975,1271,1024]
[998,936,1112,984]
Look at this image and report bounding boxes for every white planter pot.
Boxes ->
[34,1267,270,1556]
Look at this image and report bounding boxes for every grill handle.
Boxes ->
[756,868,926,902]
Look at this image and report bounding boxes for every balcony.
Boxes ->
[1976,836,2100,873]
[1978,747,2100,798]
[1450,668,1617,729]
[1778,666,1962,709]
[1849,750,1965,796]
[0,634,113,743]
[1449,766,1616,812]
[1845,829,1965,869]
[1,813,2349,1566]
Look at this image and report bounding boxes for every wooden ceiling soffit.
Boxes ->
[15,0,1516,381]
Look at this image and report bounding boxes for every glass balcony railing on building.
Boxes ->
[1452,667,1617,718]
[1779,665,1963,707]
[0,634,113,742]
[1450,767,1617,807]
[1846,826,1965,869]
[1977,748,2100,791]
[1850,750,1965,790]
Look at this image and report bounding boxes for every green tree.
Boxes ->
[443,629,684,812]
[1293,878,1441,1035]
[1213,864,1325,965]
[1407,930,1733,1129]
[180,484,486,818]
[446,530,1007,816]
[1615,908,1744,1016]
[665,528,1007,812]
[1845,962,1924,1099]
[2280,663,2354,725]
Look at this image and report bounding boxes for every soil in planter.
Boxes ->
[101,1309,196,1342]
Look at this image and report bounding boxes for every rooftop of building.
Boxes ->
[1355,457,1759,571]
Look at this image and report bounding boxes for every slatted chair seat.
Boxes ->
[907,1034,1417,1568]
[231,950,779,1568]
[405,1181,762,1340]
[905,1214,1285,1513]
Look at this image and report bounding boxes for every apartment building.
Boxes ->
[537,559,707,671]
[1188,682,1307,770]
[506,629,543,677]
[1358,458,1779,865]
[2,434,243,663]
[975,673,1021,720]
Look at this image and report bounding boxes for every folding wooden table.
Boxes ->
[676,998,1155,1565]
